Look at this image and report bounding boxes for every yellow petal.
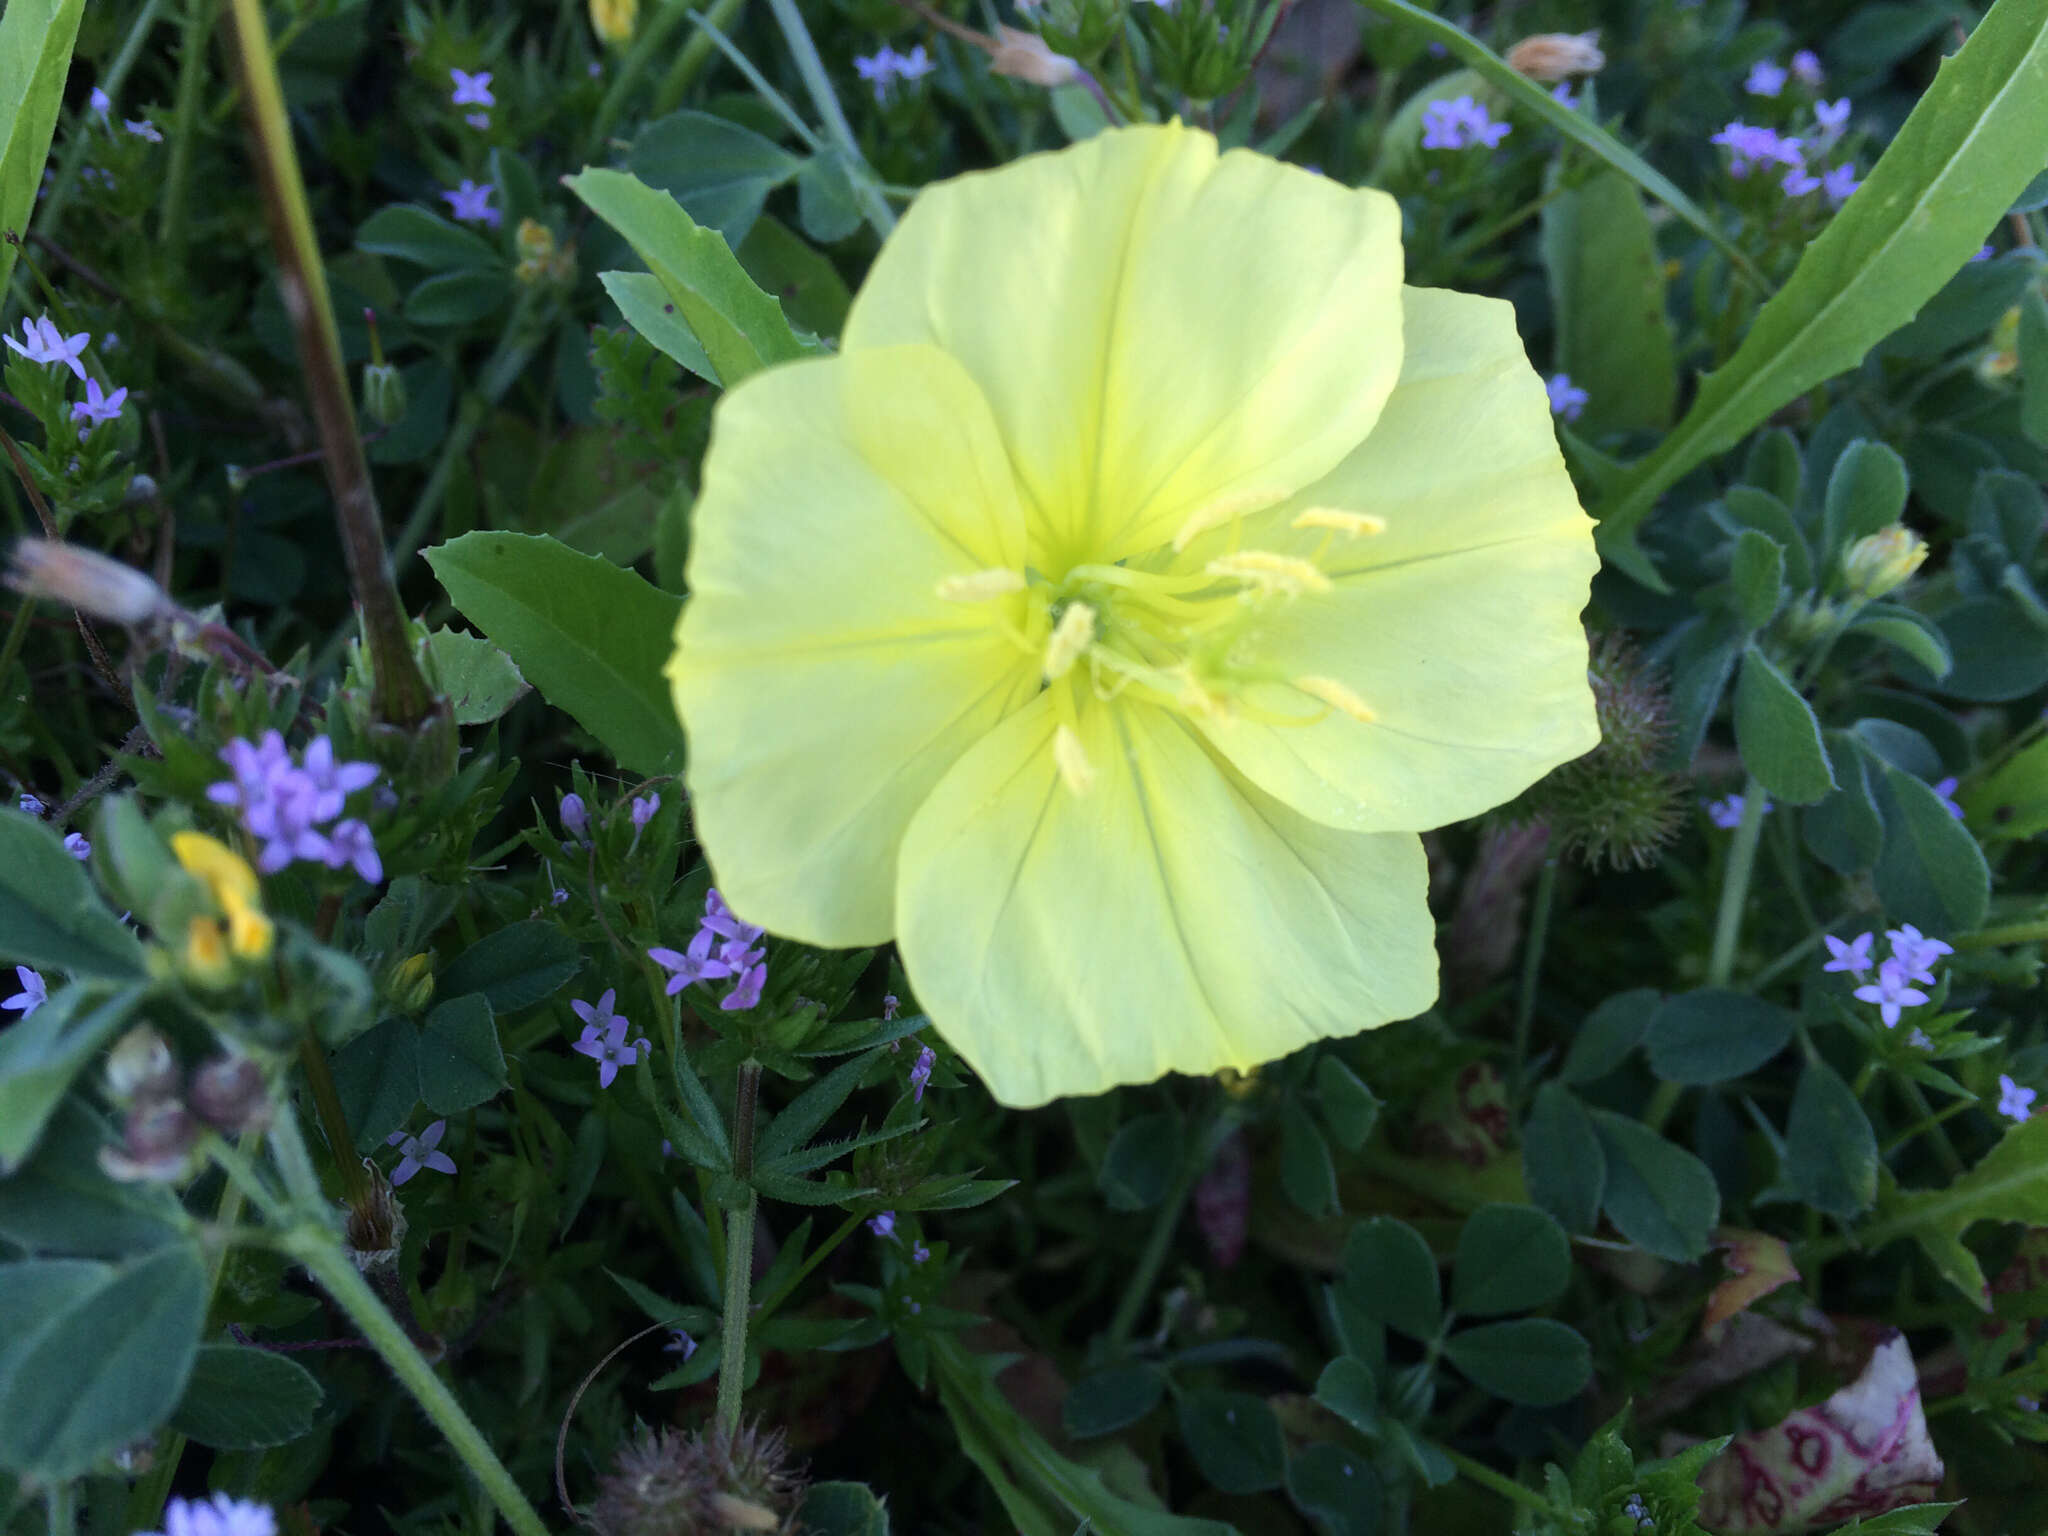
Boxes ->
[1180,287,1600,831]
[895,691,1437,1107]
[842,123,1405,571]
[672,345,1039,945]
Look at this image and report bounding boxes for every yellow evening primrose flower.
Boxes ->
[669,123,1599,1107]
[172,830,275,960]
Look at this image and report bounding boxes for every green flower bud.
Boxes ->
[386,951,436,1014]
[362,361,407,426]
[1841,525,1928,601]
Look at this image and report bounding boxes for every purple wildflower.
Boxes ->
[1791,49,1824,87]
[911,1242,930,1263]
[560,792,589,843]
[910,1043,936,1102]
[140,1493,277,1536]
[855,49,901,103]
[630,793,660,830]
[1551,82,1578,110]
[1706,792,1768,829]
[1421,95,1510,151]
[1973,245,1996,262]
[1822,932,1874,978]
[208,733,378,877]
[882,992,900,1021]
[1782,165,1821,197]
[1854,958,1929,1028]
[665,1329,697,1358]
[441,178,499,227]
[1885,924,1952,984]
[4,965,47,1017]
[1908,1028,1934,1051]
[572,1007,641,1089]
[649,930,730,995]
[1814,97,1851,138]
[125,118,163,143]
[1998,1073,2036,1123]
[1711,122,1804,178]
[721,958,766,1011]
[1744,59,1787,97]
[1931,776,1965,821]
[63,832,90,860]
[70,378,128,432]
[449,68,494,107]
[324,819,383,883]
[894,44,934,84]
[1823,163,1859,206]
[1545,373,1587,421]
[386,1120,456,1185]
[464,111,491,130]
[17,793,43,815]
[301,736,379,820]
[4,315,89,379]
[867,1210,896,1239]
[88,88,111,120]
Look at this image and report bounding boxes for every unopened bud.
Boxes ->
[589,0,637,45]
[346,1160,407,1269]
[1841,525,1928,600]
[100,1097,199,1183]
[362,361,407,427]
[1505,31,1606,82]
[989,26,1083,86]
[189,1053,272,1134]
[105,1025,177,1102]
[515,218,559,286]
[387,952,436,1014]
[6,539,176,626]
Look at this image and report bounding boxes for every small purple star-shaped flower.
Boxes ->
[1854,958,1929,1028]
[18,792,44,815]
[70,378,128,431]
[630,792,660,830]
[910,1043,936,1103]
[664,1329,697,1358]
[560,792,589,843]
[3,965,47,1017]
[1822,932,1874,978]
[1930,776,1965,820]
[854,48,900,104]
[721,960,766,1011]
[1782,165,1821,197]
[464,111,491,130]
[89,87,112,120]
[324,819,383,883]
[893,44,933,84]
[881,993,900,1022]
[141,1493,277,1536]
[1822,163,1860,206]
[1545,373,1587,422]
[648,931,732,995]
[441,178,499,227]
[1814,96,1851,137]
[867,1210,896,1239]
[911,1242,930,1263]
[1744,59,1787,98]
[1886,923,1953,984]
[572,991,641,1087]
[1791,49,1824,87]
[300,735,379,820]
[63,832,90,860]
[1705,792,1768,829]
[386,1119,456,1185]
[1997,1073,2036,1123]
[449,68,495,107]
[4,315,90,379]
[125,118,163,143]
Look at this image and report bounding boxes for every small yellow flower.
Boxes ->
[670,125,1597,1105]
[589,0,637,45]
[183,916,234,986]
[1841,526,1928,600]
[171,831,274,960]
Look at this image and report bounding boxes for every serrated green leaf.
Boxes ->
[600,269,716,384]
[1873,1114,2048,1304]
[419,627,529,725]
[754,1048,882,1166]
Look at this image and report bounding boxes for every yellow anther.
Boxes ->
[936,568,1026,603]
[1206,550,1331,596]
[1053,723,1095,795]
[1177,669,1233,723]
[1295,675,1377,723]
[1043,601,1097,681]
[1291,507,1387,538]
[1171,489,1284,551]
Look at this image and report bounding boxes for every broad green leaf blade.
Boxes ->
[0,810,147,977]
[627,109,803,251]
[416,993,506,1115]
[437,921,581,1013]
[0,1242,207,1479]
[1645,989,1794,1085]
[355,204,504,270]
[1734,647,1838,804]
[1781,1061,1879,1220]
[0,0,86,300]
[425,531,685,777]
[0,982,147,1174]
[419,626,530,726]
[1599,0,2048,551]
[1539,169,1677,434]
[565,166,806,388]
[600,269,717,384]
[169,1344,323,1449]
[1872,760,1991,931]
[1442,1318,1591,1406]
[1522,1082,1606,1235]
[1592,1110,1720,1261]
[1341,1217,1442,1340]
[1451,1204,1571,1316]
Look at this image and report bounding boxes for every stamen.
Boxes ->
[1179,673,1233,723]
[1042,602,1097,681]
[1294,675,1377,723]
[1291,508,1387,538]
[1171,489,1284,551]
[1206,550,1331,596]
[936,568,1026,603]
[1053,723,1095,795]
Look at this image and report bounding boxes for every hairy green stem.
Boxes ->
[716,1060,762,1436]
[1510,856,1559,1100]
[158,0,218,255]
[1708,777,1769,988]
[585,0,701,161]
[278,1224,551,1536]
[749,1212,862,1327]
[653,0,751,117]
[1441,1447,1551,1515]
[759,0,896,235]
[44,1479,75,1536]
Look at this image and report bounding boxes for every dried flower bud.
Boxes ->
[1505,30,1605,82]
[1841,525,1928,601]
[6,539,176,626]
[189,1053,272,1134]
[589,0,637,44]
[590,1424,804,1536]
[105,1025,178,1103]
[100,1097,199,1183]
[346,1159,407,1269]
[989,26,1083,87]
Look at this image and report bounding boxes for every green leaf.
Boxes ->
[627,109,802,250]
[1279,1099,1338,1219]
[0,982,146,1174]
[356,204,504,270]
[169,1344,323,1449]
[1592,1110,1720,1261]
[566,166,806,388]
[1314,1054,1381,1151]
[1645,989,1794,1085]
[1966,731,2048,840]
[1443,1318,1591,1406]
[1822,440,1911,558]
[1931,595,2048,700]
[419,627,529,726]
[1175,1390,1285,1495]
[1062,1365,1165,1439]
[403,267,512,327]
[1451,1204,1571,1316]
[416,993,505,1115]
[2021,286,2048,447]
[0,0,86,299]
[0,1243,206,1478]
[0,1100,189,1257]
[1848,609,1952,680]
[1874,1114,2048,1304]
[796,1483,891,1536]
[1341,1217,1441,1340]
[425,531,685,778]
[1803,733,1887,875]
[0,810,146,977]
[1539,169,1676,434]
[1729,529,1786,633]
[1598,1,2048,549]
[1839,1504,1966,1534]
[1872,760,1990,932]
[1098,1112,1183,1213]
[796,148,865,245]
[754,1048,883,1167]
[600,269,717,384]
[1734,646,1837,804]
[437,921,582,1013]
[1522,1083,1606,1235]
[1781,1061,1879,1220]
[1286,1443,1382,1536]
[1560,988,1660,1085]
[1313,1355,1379,1435]
[737,215,851,340]
[328,1017,420,1152]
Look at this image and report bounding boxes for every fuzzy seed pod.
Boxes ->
[588,1423,805,1536]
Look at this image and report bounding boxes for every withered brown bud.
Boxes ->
[1505,30,1605,82]
[100,1098,199,1183]
[189,1053,273,1135]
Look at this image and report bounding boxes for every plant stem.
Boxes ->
[278,1223,552,1536]
[1441,1447,1552,1515]
[45,1479,75,1536]
[652,0,750,115]
[1510,857,1558,1099]
[759,0,896,235]
[1708,777,1768,989]
[298,1028,369,1207]
[222,0,434,729]
[750,1211,863,1326]
[1955,917,2048,950]
[1106,1109,1235,1351]
[158,0,218,256]
[716,1059,762,1436]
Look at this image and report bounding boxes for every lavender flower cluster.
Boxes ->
[1710,94,1858,207]
[206,732,383,882]
[852,44,935,104]
[3,312,128,434]
[1420,95,1510,152]
[649,888,768,1011]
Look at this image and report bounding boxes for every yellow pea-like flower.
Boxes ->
[669,124,1599,1106]
[171,831,275,960]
